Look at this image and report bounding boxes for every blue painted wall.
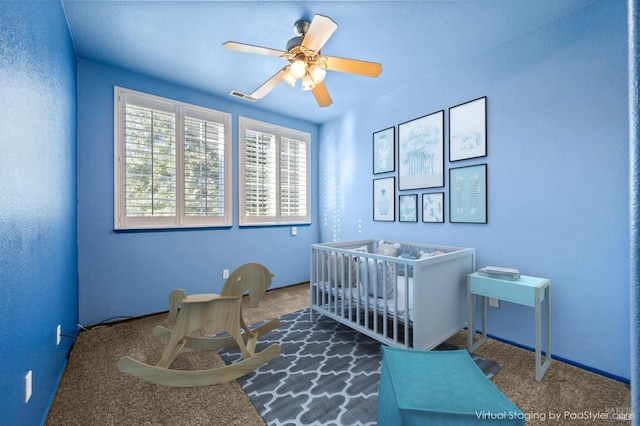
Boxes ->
[0,1,78,425]
[629,0,640,419]
[77,60,319,326]
[319,0,630,380]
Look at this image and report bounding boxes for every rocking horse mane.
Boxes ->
[220,262,274,308]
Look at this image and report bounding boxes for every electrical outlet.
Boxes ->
[56,324,61,345]
[223,269,229,279]
[291,226,297,236]
[489,298,500,308]
[25,370,32,403]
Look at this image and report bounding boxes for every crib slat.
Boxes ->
[356,254,362,327]
[404,265,411,348]
[382,261,388,340]
[372,260,378,335]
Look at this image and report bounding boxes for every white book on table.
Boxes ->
[478,266,520,281]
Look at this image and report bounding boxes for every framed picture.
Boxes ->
[449,96,487,162]
[399,194,418,222]
[398,110,444,190]
[449,164,487,224]
[422,192,444,223]
[373,127,395,174]
[373,177,395,221]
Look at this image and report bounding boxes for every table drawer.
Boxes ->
[469,274,547,307]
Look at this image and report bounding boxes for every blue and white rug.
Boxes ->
[219,309,500,426]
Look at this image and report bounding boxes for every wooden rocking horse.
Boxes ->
[117,263,280,387]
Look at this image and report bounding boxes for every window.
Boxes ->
[239,117,311,226]
[114,87,231,229]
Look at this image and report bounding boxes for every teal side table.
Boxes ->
[467,272,551,381]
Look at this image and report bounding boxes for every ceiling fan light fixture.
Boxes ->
[309,64,326,84]
[301,74,316,91]
[289,60,307,79]
[283,70,297,88]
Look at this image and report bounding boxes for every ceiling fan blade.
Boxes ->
[302,15,338,52]
[249,67,289,99]
[324,56,383,78]
[312,82,333,108]
[222,41,285,58]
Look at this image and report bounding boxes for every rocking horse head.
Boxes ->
[221,263,275,308]
[164,263,275,325]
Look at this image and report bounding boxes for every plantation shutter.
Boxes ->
[184,115,227,218]
[124,102,177,218]
[243,128,277,220]
[280,136,307,218]
[239,117,310,226]
[115,87,231,230]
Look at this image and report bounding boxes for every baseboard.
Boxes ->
[268,281,309,291]
[83,281,311,329]
[484,332,630,385]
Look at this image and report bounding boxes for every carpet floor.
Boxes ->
[45,283,631,426]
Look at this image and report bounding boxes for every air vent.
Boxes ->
[229,90,256,102]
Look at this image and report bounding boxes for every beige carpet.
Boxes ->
[46,283,631,425]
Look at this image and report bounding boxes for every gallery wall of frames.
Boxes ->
[372,96,487,224]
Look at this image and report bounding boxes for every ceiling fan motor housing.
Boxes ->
[286,36,305,53]
[286,19,310,53]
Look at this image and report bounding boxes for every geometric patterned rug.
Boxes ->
[218,308,501,426]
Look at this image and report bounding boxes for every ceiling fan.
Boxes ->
[223,14,383,108]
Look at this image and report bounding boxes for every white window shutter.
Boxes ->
[114,87,231,230]
[183,116,226,217]
[124,104,177,218]
[239,117,310,226]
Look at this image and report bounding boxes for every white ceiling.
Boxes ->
[61,0,595,124]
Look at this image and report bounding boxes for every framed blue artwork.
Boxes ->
[449,164,487,223]
[399,194,418,222]
[398,110,444,190]
[373,127,395,174]
[373,177,395,221]
[449,96,487,162]
[422,192,444,223]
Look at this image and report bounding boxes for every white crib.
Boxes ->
[310,239,476,350]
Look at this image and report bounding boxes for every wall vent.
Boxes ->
[229,90,256,102]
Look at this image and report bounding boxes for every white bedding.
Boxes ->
[359,275,414,321]
[314,276,414,321]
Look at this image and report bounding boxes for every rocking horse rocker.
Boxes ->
[118,263,281,387]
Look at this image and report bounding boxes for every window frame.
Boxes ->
[114,87,232,230]
[238,117,311,226]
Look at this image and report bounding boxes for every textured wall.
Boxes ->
[0,2,78,425]
[629,0,639,421]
